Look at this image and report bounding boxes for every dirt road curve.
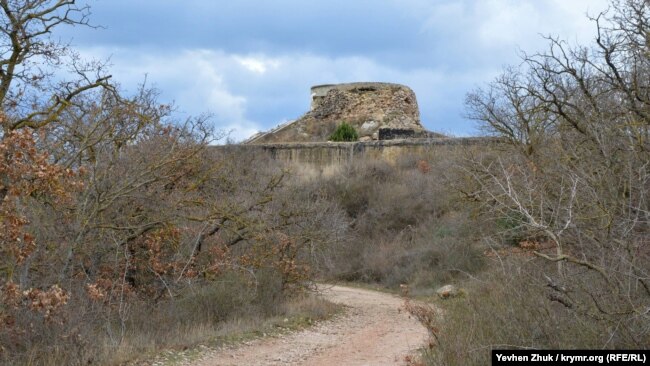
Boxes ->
[191,285,429,366]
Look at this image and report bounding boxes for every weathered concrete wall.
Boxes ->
[215,137,496,173]
[310,84,337,110]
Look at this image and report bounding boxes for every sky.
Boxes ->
[56,0,610,141]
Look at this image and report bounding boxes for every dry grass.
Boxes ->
[3,272,340,366]
[127,292,342,366]
[416,254,650,366]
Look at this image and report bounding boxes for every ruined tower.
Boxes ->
[246,82,435,144]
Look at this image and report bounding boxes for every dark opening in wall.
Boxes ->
[378,128,417,140]
[352,87,378,93]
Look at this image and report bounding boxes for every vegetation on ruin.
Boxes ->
[328,122,359,142]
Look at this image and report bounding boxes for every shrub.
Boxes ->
[419,256,650,366]
[298,149,488,293]
[328,122,358,142]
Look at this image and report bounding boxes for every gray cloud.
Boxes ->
[67,0,610,140]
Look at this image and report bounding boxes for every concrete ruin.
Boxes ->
[245,82,442,144]
[225,82,497,171]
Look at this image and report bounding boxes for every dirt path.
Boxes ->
[189,285,429,366]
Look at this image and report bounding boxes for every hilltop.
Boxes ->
[246,82,444,144]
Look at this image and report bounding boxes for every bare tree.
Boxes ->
[466,0,650,346]
[0,0,113,132]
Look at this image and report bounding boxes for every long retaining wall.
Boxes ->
[215,137,497,171]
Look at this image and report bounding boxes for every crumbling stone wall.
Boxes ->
[247,82,430,144]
